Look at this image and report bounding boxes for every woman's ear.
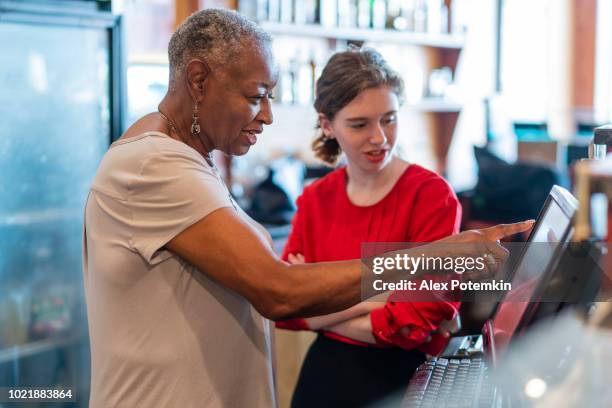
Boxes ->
[318,113,334,138]
[185,59,210,100]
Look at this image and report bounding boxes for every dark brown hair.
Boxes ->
[312,47,405,166]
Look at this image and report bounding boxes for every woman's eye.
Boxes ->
[350,123,366,129]
[251,93,274,103]
[384,115,397,124]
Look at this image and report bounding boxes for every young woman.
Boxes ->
[277,47,463,407]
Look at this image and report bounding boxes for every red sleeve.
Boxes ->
[275,194,310,331]
[275,318,310,331]
[406,177,462,243]
[371,177,462,354]
[371,300,458,350]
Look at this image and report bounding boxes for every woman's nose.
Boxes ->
[257,98,273,125]
[369,125,387,145]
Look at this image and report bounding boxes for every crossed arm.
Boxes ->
[285,253,458,345]
[287,253,386,333]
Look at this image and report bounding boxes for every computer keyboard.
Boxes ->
[402,357,495,408]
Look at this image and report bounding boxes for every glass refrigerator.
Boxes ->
[0,0,124,406]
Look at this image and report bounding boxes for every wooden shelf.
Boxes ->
[271,99,462,114]
[261,19,468,178]
[0,333,84,364]
[260,21,466,49]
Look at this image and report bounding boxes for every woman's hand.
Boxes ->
[324,314,461,345]
[391,314,461,344]
[287,253,305,265]
[422,220,536,280]
[432,314,461,338]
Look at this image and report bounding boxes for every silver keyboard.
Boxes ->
[402,357,495,408]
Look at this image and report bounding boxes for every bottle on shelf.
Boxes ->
[238,0,267,21]
[338,0,358,28]
[293,0,319,24]
[426,0,442,34]
[357,0,371,28]
[309,51,318,101]
[306,0,319,24]
[426,0,451,34]
[296,51,314,106]
[440,0,449,33]
[320,0,338,27]
[395,0,416,31]
[0,286,31,348]
[274,49,321,106]
[280,0,293,23]
[371,0,387,29]
[256,0,268,21]
[29,280,75,341]
[290,55,300,104]
[294,0,306,24]
[451,0,469,34]
[427,66,453,98]
[277,59,295,104]
[386,0,401,29]
[413,0,428,32]
[268,0,281,22]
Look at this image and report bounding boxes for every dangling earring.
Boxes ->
[191,101,201,136]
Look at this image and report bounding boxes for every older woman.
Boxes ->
[82,8,532,408]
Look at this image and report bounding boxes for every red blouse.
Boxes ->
[276,164,462,355]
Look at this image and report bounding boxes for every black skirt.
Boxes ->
[291,334,426,408]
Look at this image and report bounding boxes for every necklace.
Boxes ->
[156,109,237,211]
[156,109,178,137]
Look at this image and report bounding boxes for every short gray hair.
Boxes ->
[168,8,272,85]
